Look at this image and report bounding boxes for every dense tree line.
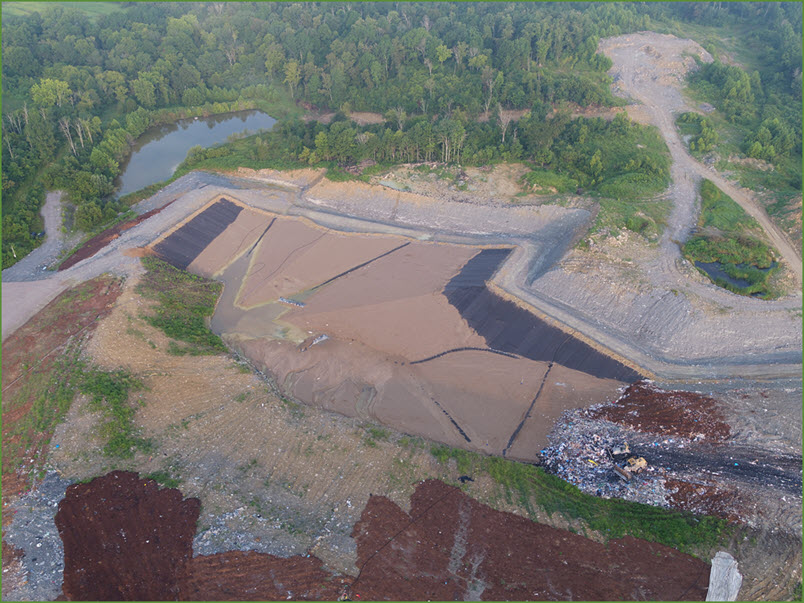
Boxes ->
[1,2,800,268]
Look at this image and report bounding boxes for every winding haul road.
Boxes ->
[602,33,801,285]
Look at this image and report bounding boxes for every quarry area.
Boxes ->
[1,32,801,602]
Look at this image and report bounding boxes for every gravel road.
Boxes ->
[497,32,801,381]
[2,192,81,282]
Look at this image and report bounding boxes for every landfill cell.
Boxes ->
[444,249,642,383]
[153,198,243,270]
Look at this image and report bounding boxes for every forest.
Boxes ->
[2,2,801,268]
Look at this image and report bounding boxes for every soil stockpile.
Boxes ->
[58,202,175,271]
[351,479,709,601]
[55,471,200,601]
[589,380,731,442]
[153,198,243,270]
[53,473,712,601]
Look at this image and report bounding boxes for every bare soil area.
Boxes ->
[54,471,712,602]
[589,381,731,442]
[351,480,709,601]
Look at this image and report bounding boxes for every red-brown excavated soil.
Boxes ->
[665,478,742,523]
[54,473,710,601]
[589,380,731,442]
[179,552,348,601]
[351,479,710,601]
[55,471,201,601]
[58,201,175,270]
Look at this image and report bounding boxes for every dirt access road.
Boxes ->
[600,33,802,285]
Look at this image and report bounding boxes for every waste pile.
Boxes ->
[541,410,672,509]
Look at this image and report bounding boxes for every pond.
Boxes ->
[115,110,276,197]
[694,260,777,290]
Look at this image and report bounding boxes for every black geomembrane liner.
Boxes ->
[153,198,243,270]
[444,249,642,383]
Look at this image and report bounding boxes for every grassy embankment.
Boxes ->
[523,120,672,242]
[1,277,149,481]
[136,257,227,356]
[429,444,732,558]
[682,179,779,297]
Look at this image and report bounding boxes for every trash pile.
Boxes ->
[541,411,672,509]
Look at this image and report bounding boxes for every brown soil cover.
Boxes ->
[58,201,175,270]
[54,473,710,601]
[180,552,347,601]
[589,380,731,442]
[665,478,742,523]
[55,471,201,601]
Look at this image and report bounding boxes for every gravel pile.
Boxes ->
[3,472,70,602]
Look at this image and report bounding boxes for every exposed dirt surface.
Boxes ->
[1,541,26,600]
[589,380,731,442]
[56,471,200,601]
[1,274,124,491]
[347,111,385,126]
[53,473,710,602]
[351,479,709,601]
[180,552,348,601]
[58,201,175,271]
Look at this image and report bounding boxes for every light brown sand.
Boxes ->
[505,363,626,461]
[237,218,402,308]
[188,208,274,278]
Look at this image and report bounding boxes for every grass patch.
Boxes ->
[1,1,126,20]
[136,257,227,355]
[80,368,150,458]
[430,444,731,557]
[594,196,672,241]
[324,166,360,182]
[3,339,85,473]
[682,180,779,297]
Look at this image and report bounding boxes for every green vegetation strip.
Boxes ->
[79,368,149,458]
[136,257,227,355]
[4,339,150,470]
[431,444,731,556]
[682,180,779,297]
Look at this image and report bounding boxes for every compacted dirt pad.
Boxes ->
[55,472,709,601]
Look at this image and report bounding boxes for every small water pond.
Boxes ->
[694,260,777,290]
[116,110,276,197]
